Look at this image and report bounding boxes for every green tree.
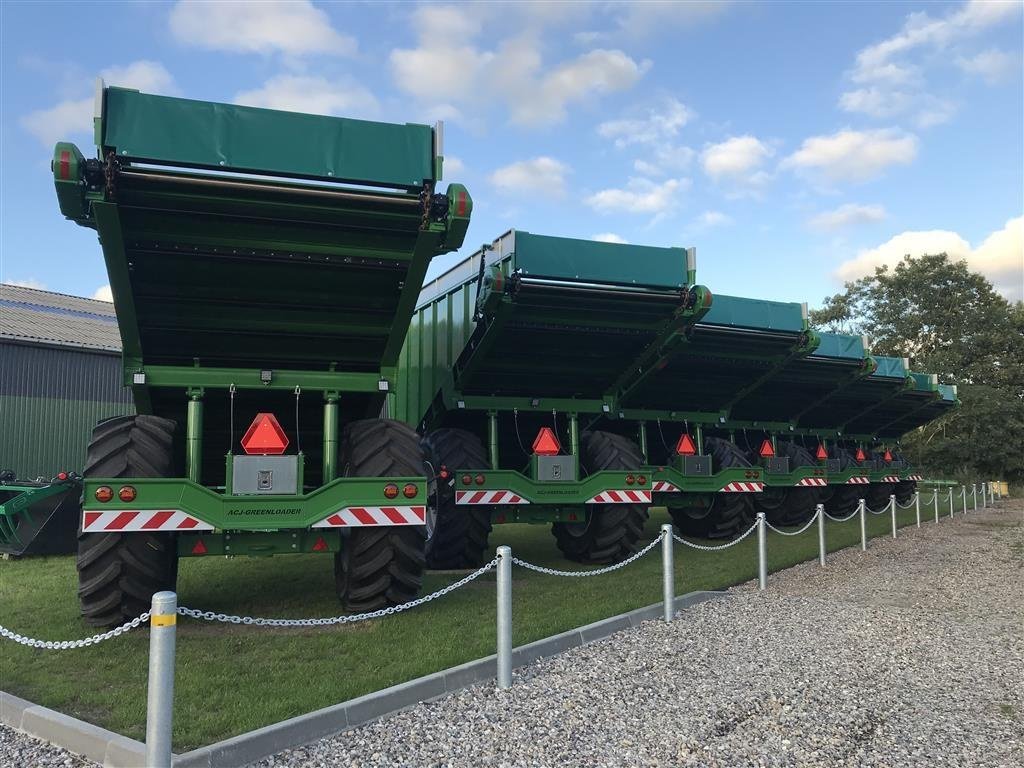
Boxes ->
[812,254,1024,485]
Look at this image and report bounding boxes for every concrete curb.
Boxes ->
[2,590,726,767]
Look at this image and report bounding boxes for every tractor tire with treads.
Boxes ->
[77,415,179,627]
[552,431,648,563]
[421,428,493,569]
[670,437,755,539]
[775,442,825,525]
[335,419,427,612]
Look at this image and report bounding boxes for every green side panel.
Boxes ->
[103,88,435,188]
[812,332,866,361]
[938,384,957,401]
[701,294,806,332]
[909,372,938,392]
[0,395,133,478]
[872,355,908,380]
[512,231,686,288]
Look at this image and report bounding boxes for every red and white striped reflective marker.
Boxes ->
[651,480,680,492]
[313,506,426,527]
[881,475,901,483]
[719,482,764,493]
[455,490,528,505]
[846,477,870,485]
[796,477,828,487]
[82,510,214,533]
[586,490,652,504]
[908,474,923,481]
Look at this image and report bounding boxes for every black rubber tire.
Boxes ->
[774,442,824,525]
[421,428,493,569]
[334,419,427,612]
[820,447,863,516]
[894,480,917,504]
[77,415,179,627]
[670,437,754,539]
[552,431,648,563]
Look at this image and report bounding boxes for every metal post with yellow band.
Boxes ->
[145,591,177,768]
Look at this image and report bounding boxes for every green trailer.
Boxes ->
[53,84,471,625]
[0,472,81,557]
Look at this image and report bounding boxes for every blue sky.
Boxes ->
[2,0,1021,305]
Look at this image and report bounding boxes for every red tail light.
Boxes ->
[532,427,561,456]
[94,486,113,503]
[461,474,472,486]
[475,474,486,486]
[383,484,399,499]
[625,474,635,485]
[402,483,418,498]
[118,485,137,502]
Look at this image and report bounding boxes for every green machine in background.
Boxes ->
[53,83,471,625]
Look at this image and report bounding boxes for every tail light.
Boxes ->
[625,474,635,485]
[402,483,418,498]
[383,484,399,499]
[461,474,472,486]
[475,474,486,486]
[94,486,113,503]
[637,475,646,485]
[118,486,137,502]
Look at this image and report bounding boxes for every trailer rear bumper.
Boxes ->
[761,466,829,488]
[648,466,765,494]
[81,476,427,532]
[447,470,651,507]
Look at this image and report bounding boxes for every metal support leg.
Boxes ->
[915,491,921,528]
[661,524,674,622]
[859,498,867,551]
[145,591,177,768]
[890,494,897,539]
[487,411,499,470]
[322,395,338,483]
[757,512,767,590]
[638,422,648,463]
[496,546,512,689]
[186,393,203,484]
[817,504,826,567]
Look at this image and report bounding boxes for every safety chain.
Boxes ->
[764,509,821,537]
[179,559,498,627]
[673,519,759,551]
[865,501,891,515]
[0,612,150,650]
[512,535,661,577]
[823,508,860,522]
[895,497,917,509]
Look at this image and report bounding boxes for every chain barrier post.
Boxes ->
[914,490,921,528]
[890,494,897,538]
[961,485,966,515]
[934,488,940,523]
[756,512,767,590]
[972,483,977,511]
[145,592,177,768]
[948,488,954,519]
[661,524,674,623]
[817,504,826,567]
[982,481,987,509]
[859,498,867,551]
[496,546,512,690]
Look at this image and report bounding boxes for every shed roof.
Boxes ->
[0,284,121,353]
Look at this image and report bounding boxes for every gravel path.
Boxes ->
[2,502,1020,767]
[255,501,1024,768]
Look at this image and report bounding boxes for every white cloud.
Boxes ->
[782,129,917,184]
[234,75,378,118]
[698,210,733,228]
[956,48,1017,83]
[5,278,47,290]
[91,285,114,302]
[836,216,1023,300]
[585,177,687,215]
[592,233,629,244]
[168,0,355,57]
[612,1,732,38]
[701,136,773,180]
[22,61,177,146]
[443,156,466,175]
[390,6,649,126]
[489,157,569,197]
[808,203,887,232]
[597,97,692,147]
[841,0,1020,127]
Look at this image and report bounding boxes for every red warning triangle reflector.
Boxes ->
[240,412,290,455]
[883,449,892,462]
[312,536,328,552]
[675,433,697,456]
[815,443,828,461]
[532,427,561,456]
[855,448,866,462]
[758,439,775,458]
[191,539,207,555]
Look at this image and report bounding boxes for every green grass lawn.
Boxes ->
[0,500,940,751]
